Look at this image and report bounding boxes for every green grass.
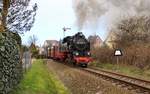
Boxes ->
[12,59,69,94]
[90,61,150,80]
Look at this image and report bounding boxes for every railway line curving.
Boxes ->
[47,59,150,94]
[80,67,150,94]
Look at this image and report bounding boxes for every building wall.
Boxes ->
[88,35,102,48]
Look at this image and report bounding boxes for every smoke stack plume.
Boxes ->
[73,0,107,30]
[73,0,150,37]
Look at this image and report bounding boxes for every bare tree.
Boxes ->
[28,34,38,45]
[0,0,37,33]
[111,16,150,68]
[113,16,150,48]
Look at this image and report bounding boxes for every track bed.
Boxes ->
[46,59,133,94]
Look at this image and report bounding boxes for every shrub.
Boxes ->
[0,32,22,94]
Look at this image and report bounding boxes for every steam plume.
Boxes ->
[73,0,150,36]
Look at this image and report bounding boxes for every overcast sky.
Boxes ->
[21,0,107,46]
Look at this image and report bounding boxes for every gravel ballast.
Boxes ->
[47,60,133,94]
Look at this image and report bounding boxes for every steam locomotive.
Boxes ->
[48,32,92,67]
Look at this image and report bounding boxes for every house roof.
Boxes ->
[43,40,59,47]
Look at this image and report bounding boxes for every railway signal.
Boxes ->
[62,27,71,38]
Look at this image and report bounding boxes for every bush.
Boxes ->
[123,44,150,69]
[92,44,150,69]
[92,47,114,64]
[0,31,23,94]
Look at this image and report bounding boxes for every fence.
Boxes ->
[22,51,32,72]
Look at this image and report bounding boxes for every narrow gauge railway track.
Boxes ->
[80,67,150,94]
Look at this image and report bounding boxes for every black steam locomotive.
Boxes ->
[62,32,92,67]
[49,32,92,67]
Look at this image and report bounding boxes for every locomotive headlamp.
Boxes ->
[87,52,91,56]
[75,52,79,56]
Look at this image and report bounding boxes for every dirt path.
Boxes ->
[46,60,133,94]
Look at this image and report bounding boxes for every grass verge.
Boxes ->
[12,59,69,94]
[90,61,150,80]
